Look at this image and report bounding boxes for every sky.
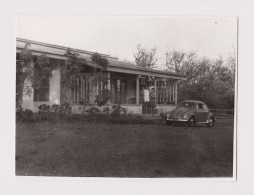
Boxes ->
[16,15,237,69]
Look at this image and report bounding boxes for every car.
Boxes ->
[166,100,216,127]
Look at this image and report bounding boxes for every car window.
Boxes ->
[197,103,204,110]
[177,102,195,109]
[203,104,209,111]
[196,103,209,111]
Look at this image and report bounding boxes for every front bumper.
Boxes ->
[166,118,188,122]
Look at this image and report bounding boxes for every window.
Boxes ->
[33,58,50,102]
[72,74,107,104]
[156,81,175,104]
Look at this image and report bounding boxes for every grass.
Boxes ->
[16,119,234,177]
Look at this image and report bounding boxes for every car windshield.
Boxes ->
[177,102,195,109]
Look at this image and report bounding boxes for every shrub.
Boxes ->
[111,105,127,117]
[38,104,51,121]
[95,89,112,106]
[16,108,33,122]
[38,104,50,113]
[102,106,111,114]
[153,108,159,115]
[160,112,167,120]
[51,104,61,112]
[36,103,72,121]
[59,103,72,116]
[86,107,101,120]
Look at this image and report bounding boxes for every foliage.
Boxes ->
[51,104,61,112]
[160,112,167,120]
[133,44,158,69]
[139,75,155,86]
[165,50,236,109]
[59,103,72,116]
[86,107,101,120]
[61,48,87,89]
[61,50,111,105]
[95,89,112,106]
[111,105,127,117]
[91,52,109,67]
[38,104,51,113]
[37,103,72,121]
[16,43,53,109]
[102,106,112,114]
[16,108,33,122]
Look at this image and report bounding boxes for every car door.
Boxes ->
[195,103,210,122]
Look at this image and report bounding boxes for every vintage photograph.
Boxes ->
[16,15,237,178]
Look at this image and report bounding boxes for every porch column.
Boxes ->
[107,72,111,104]
[136,75,139,104]
[154,79,157,104]
[175,80,178,105]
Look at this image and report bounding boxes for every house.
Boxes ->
[16,38,186,115]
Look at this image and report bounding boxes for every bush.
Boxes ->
[102,106,111,114]
[59,103,72,116]
[51,104,61,112]
[95,89,112,106]
[38,104,50,113]
[86,107,101,121]
[16,108,33,122]
[111,105,127,117]
[160,112,167,120]
[36,103,72,121]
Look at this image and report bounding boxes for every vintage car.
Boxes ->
[166,100,216,127]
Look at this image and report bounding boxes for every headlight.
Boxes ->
[182,113,188,119]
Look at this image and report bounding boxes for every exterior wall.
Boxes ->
[21,69,61,112]
[126,76,136,104]
[71,104,142,115]
[156,104,176,113]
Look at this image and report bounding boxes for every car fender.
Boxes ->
[185,111,195,121]
[207,112,215,121]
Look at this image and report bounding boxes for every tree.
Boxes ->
[133,44,158,69]
[16,43,53,110]
[165,49,236,109]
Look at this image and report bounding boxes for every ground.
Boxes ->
[16,118,234,177]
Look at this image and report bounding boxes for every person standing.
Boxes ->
[143,86,150,113]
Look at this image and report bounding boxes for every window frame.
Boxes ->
[33,57,50,102]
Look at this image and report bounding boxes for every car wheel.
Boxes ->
[207,117,215,127]
[166,120,171,126]
[188,116,195,127]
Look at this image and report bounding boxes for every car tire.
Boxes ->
[188,116,195,127]
[207,117,215,127]
[166,120,171,126]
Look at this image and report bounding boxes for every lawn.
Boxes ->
[16,118,234,177]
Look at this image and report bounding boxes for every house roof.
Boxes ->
[16,38,186,80]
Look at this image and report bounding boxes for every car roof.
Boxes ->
[181,100,205,104]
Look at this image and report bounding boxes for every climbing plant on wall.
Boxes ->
[16,43,53,110]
